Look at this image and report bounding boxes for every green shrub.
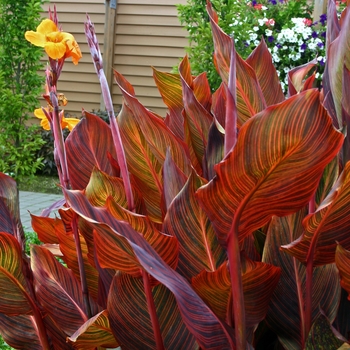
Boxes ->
[177,0,345,92]
[0,0,47,181]
[0,125,44,180]
[0,337,13,350]
[34,129,70,176]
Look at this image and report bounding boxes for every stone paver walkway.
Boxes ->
[19,191,64,231]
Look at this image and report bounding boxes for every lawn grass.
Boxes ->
[17,174,62,194]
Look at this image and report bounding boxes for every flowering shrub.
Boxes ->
[178,0,346,92]
[242,3,330,91]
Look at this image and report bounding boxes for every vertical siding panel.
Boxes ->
[41,0,105,117]
[40,0,187,117]
[113,0,187,116]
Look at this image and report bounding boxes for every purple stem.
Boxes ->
[305,256,313,341]
[224,39,238,156]
[305,193,317,339]
[227,221,246,350]
[49,82,92,321]
[25,290,51,349]
[50,91,70,189]
[142,269,165,350]
[72,212,92,318]
[85,17,134,212]
[225,39,245,350]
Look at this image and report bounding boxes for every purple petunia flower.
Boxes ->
[276,43,282,49]
[300,42,307,51]
[318,58,325,66]
[320,13,327,25]
[321,31,326,38]
[269,0,277,5]
[317,42,324,48]
[267,35,274,43]
[312,31,318,38]
[252,0,257,6]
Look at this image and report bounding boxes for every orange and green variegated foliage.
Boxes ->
[335,244,350,300]
[2,0,350,349]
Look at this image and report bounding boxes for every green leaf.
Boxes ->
[305,313,344,349]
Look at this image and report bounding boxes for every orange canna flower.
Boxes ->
[25,19,82,64]
[34,108,80,131]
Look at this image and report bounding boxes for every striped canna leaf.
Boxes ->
[207,1,266,125]
[246,38,285,106]
[66,111,117,190]
[335,244,350,300]
[282,161,350,266]
[31,245,101,336]
[163,170,226,280]
[107,272,197,349]
[67,310,119,349]
[196,90,343,246]
[63,188,235,349]
[263,213,340,349]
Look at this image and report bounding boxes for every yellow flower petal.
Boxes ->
[44,41,67,60]
[25,31,46,47]
[36,19,58,35]
[64,35,82,65]
[35,107,80,131]
[26,18,82,64]
[34,108,46,120]
[40,118,51,131]
[66,43,82,64]
[62,117,80,131]
[34,108,51,130]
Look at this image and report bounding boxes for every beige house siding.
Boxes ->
[41,0,188,118]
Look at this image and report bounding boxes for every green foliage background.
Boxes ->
[176,0,314,91]
[0,0,48,181]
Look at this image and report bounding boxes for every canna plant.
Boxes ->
[1,0,350,349]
